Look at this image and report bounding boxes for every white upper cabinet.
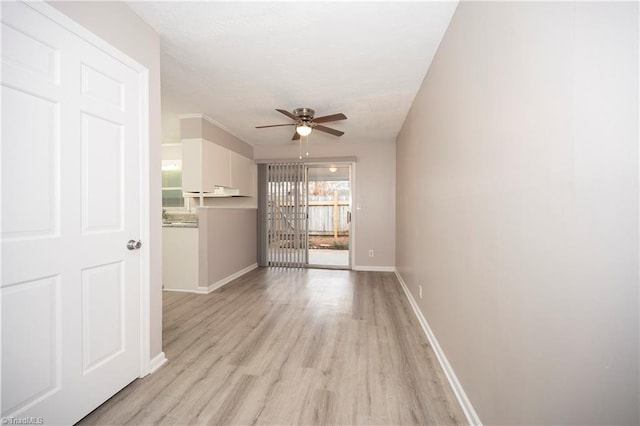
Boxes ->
[182,138,254,196]
[182,139,230,192]
[230,151,254,196]
[203,140,231,189]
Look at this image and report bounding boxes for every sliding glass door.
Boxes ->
[306,165,351,269]
[264,162,352,269]
[266,163,307,267]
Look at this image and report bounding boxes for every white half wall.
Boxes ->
[199,207,258,288]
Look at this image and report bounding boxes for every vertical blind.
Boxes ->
[266,163,307,267]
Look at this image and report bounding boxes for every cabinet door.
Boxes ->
[202,140,230,190]
[230,151,254,196]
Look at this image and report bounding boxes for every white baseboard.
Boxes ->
[148,352,167,374]
[197,263,258,294]
[394,270,482,426]
[162,287,199,294]
[352,265,396,272]
[162,264,259,295]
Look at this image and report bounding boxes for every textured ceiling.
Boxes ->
[126,1,458,146]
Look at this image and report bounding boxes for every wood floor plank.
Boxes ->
[77,268,466,425]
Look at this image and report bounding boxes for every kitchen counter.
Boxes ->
[162,211,198,228]
[163,222,198,228]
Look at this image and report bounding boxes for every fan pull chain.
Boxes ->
[305,134,309,157]
[298,136,303,160]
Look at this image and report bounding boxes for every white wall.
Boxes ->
[396,2,639,424]
[50,1,163,360]
[162,110,181,144]
[254,141,396,269]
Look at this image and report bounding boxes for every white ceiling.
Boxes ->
[126,1,458,146]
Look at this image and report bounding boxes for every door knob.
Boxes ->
[127,240,142,250]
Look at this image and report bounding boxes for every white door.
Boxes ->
[1,2,144,424]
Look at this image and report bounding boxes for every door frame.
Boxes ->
[304,161,355,270]
[27,1,152,377]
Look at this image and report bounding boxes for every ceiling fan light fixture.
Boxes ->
[296,123,312,136]
[256,108,347,140]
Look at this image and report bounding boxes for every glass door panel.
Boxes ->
[306,165,351,269]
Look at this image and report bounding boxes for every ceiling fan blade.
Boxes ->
[255,123,295,128]
[292,131,301,141]
[313,113,347,124]
[314,125,344,137]
[276,108,299,121]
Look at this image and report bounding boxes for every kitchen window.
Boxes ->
[162,160,185,208]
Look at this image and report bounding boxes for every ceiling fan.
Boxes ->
[255,108,347,140]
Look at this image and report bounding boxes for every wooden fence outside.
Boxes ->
[268,197,350,238]
[308,202,349,235]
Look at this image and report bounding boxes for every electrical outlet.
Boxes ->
[419,284,423,300]
[368,250,374,257]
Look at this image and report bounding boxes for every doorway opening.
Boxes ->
[264,162,352,269]
[306,165,351,269]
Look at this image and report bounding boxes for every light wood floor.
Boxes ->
[78,268,466,425]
